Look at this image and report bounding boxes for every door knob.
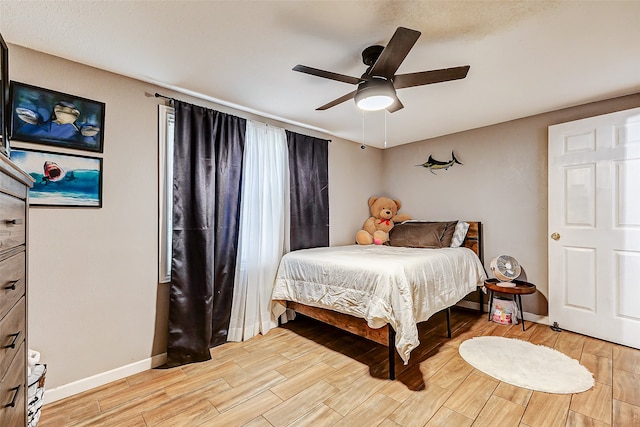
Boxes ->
[551,232,560,241]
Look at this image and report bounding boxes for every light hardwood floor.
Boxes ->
[38,309,640,426]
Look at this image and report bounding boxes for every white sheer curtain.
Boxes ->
[227,120,290,342]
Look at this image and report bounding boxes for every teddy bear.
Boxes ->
[355,196,412,245]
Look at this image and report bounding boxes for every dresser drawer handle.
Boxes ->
[4,385,21,408]
[4,333,20,349]
[4,280,19,290]
[6,218,23,225]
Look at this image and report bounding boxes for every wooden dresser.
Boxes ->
[0,154,33,426]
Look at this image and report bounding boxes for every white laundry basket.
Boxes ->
[27,364,46,427]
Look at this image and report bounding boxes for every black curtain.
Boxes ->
[167,101,245,366]
[286,131,329,250]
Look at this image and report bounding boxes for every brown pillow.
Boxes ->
[388,222,448,248]
[440,221,459,247]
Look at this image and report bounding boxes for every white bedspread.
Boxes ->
[271,245,487,363]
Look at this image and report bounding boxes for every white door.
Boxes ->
[549,107,640,349]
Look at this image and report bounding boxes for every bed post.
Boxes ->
[388,327,396,380]
[446,307,452,338]
[462,221,485,315]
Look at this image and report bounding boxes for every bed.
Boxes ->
[271,221,487,379]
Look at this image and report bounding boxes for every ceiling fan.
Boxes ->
[293,26,470,113]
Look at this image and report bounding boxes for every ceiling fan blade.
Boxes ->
[369,27,421,79]
[293,64,361,85]
[386,97,404,113]
[316,90,357,110]
[394,65,470,89]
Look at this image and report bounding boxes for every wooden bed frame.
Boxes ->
[285,221,484,380]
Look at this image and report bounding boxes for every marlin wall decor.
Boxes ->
[417,151,462,174]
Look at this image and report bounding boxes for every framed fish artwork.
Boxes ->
[9,148,102,207]
[417,151,463,174]
[10,81,105,153]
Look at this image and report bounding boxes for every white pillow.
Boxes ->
[450,221,470,248]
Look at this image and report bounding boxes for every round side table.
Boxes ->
[485,278,536,331]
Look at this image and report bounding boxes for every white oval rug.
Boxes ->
[459,336,594,394]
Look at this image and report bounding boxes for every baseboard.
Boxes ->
[523,314,549,325]
[455,300,549,325]
[43,352,168,404]
[455,300,486,312]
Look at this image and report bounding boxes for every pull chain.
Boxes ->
[384,110,388,149]
[361,109,366,149]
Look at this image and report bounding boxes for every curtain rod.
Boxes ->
[154,92,176,103]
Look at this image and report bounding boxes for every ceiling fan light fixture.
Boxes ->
[354,78,396,111]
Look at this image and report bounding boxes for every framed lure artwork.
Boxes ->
[10,81,105,153]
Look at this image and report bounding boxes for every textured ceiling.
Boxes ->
[1,1,639,148]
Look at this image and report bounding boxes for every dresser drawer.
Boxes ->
[0,253,25,321]
[0,297,26,379]
[0,192,26,253]
[0,169,28,200]
[0,343,26,427]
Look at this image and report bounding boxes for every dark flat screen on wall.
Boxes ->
[0,32,8,157]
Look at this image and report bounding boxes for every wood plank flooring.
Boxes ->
[38,309,640,426]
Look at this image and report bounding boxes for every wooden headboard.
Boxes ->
[461,221,483,265]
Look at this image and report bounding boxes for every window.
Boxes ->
[158,105,174,283]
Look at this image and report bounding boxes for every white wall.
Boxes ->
[10,45,382,400]
[12,45,162,394]
[329,143,383,245]
[383,93,640,315]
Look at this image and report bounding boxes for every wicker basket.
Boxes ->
[27,364,46,427]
